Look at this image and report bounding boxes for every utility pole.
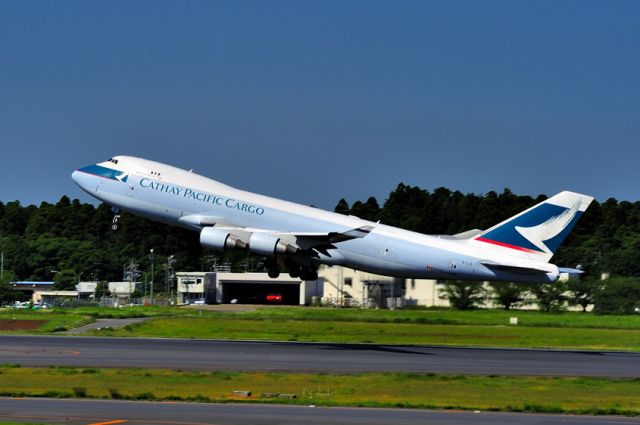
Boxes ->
[123,259,141,304]
[165,255,175,305]
[76,272,83,301]
[149,249,155,305]
[1,251,4,282]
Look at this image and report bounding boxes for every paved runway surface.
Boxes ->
[1,335,640,376]
[0,398,637,425]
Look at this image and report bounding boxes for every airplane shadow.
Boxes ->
[292,342,435,356]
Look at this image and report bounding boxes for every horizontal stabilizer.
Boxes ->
[558,267,585,275]
[481,261,552,275]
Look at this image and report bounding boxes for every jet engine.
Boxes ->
[200,227,248,251]
[249,233,298,257]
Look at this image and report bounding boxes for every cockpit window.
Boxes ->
[107,158,119,164]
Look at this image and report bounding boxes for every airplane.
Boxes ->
[72,156,593,283]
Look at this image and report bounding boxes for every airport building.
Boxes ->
[9,281,55,299]
[318,266,586,310]
[172,267,448,307]
[317,266,449,308]
[176,271,323,305]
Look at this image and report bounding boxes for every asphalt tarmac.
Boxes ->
[0,398,637,425]
[1,335,640,377]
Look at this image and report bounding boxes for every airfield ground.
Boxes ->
[1,306,639,417]
[2,306,640,351]
[0,365,639,415]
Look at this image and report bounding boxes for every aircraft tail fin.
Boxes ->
[469,191,594,262]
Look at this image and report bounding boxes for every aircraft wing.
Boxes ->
[181,213,374,250]
[287,225,375,249]
[225,225,375,250]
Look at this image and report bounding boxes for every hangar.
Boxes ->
[176,272,322,305]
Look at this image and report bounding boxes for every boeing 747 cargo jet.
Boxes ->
[72,156,593,282]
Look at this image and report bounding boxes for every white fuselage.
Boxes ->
[72,156,561,283]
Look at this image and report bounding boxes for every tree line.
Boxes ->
[1,184,640,311]
[440,278,640,314]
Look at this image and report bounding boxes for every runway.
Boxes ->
[0,397,636,425]
[1,335,640,376]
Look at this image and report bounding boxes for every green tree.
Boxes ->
[54,269,78,290]
[350,197,380,221]
[95,280,111,299]
[0,271,26,304]
[334,199,350,215]
[440,281,485,310]
[528,282,567,312]
[566,278,601,312]
[490,282,528,310]
[593,277,640,314]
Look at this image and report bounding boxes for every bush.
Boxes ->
[593,277,640,314]
[490,282,528,310]
[108,388,123,399]
[439,281,485,310]
[528,281,567,312]
[72,387,87,397]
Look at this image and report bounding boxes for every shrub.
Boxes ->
[72,387,87,397]
[108,388,123,399]
[593,277,640,314]
[439,281,485,310]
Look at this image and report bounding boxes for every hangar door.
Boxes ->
[221,281,300,305]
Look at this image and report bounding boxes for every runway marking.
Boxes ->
[0,414,213,425]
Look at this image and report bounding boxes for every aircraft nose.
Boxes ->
[71,167,92,191]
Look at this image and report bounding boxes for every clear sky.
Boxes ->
[1,0,638,209]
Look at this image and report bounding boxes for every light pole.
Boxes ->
[77,272,83,301]
[166,255,175,305]
[149,249,155,305]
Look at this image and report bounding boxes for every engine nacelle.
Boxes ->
[249,233,298,257]
[200,227,247,251]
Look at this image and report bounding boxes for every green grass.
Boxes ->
[89,316,640,350]
[238,306,640,329]
[0,365,638,415]
[9,305,640,329]
[4,305,640,350]
[0,306,214,333]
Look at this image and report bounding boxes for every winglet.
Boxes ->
[341,225,374,239]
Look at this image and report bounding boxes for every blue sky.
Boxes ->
[1,1,638,209]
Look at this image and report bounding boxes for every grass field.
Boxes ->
[0,306,206,333]
[0,365,638,415]
[3,306,640,350]
[89,316,640,350]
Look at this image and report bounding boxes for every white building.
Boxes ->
[33,290,78,304]
[318,266,589,310]
[176,271,323,305]
[317,265,447,308]
[76,281,98,298]
[108,281,142,296]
